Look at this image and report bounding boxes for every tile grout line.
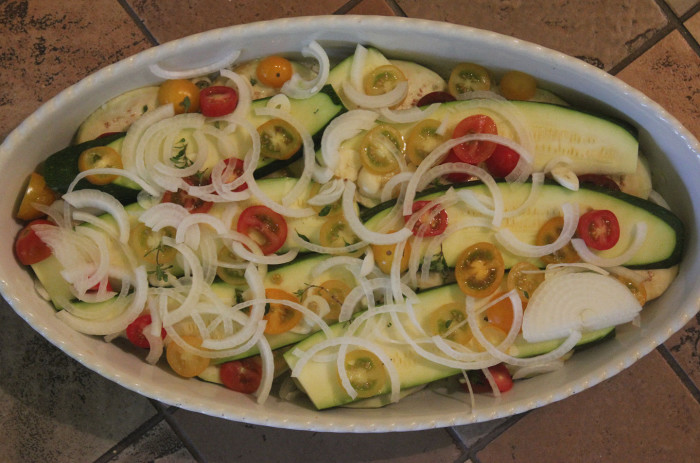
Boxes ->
[384,0,408,17]
[116,0,160,47]
[657,344,700,405]
[161,407,210,463]
[657,0,700,57]
[453,413,530,462]
[91,410,167,463]
[333,0,364,15]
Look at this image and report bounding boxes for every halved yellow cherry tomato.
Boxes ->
[535,217,581,265]
[506,261,545,307]
[363,64,407,96]
[319,215,358,249]
[16,172,56,220]
[499,70,537,101]
[304,279,351,322]
[308,182,342,215]
[371,238,411,274]
[77,146,123,185]
[256,56,293,88]
[340,349,388,398]
[166,335,210,378]
[359,125,405,174]
[406,118,448,167]
[258,118,302,160]
[157,79,200,114]
[613,274,647,306]
[216,246,247,286]
[264,288,302,334]
[486,293,516,333]
[128,223,177,266]
[426,302,472,346]
[455,242,505,298]
[448,62,491,96]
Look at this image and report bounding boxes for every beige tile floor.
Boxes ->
[1,0,699,461]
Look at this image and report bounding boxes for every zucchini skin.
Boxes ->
[360,179,685,269]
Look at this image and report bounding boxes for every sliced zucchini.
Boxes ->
[361,181,684,270]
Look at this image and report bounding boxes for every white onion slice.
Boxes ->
[122,104,176,170]
[571,222,648,267]
[320,110,377,172]
[62,190,131,244]
[148,49,241,80]
[522,272,642,343]
[378,103,440,123]
[342,181,412,245]
[219,69,254,123]
[254,335,275,404]
[307,178,345,206]
[342,80,408,109]
[281,40,330,99]
[496,203,579,257]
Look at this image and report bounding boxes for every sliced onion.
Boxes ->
[307,178,345,206]
[378,103,440,123]
[267,93,291,113]
[571,222,648,267]
[281,40,330,99]
[254,335,275,404]
[342,181,412,245]
[219,69,253,123]
[148,49,241,80]
[122,104,175,170]
[495,203,579,257]
[343,80,408,109]
[320,110,378,172]
[62,190,131,243]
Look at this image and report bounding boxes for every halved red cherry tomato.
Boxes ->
[161,176,214,214]
[16,172,56,221]
[256,56,294,88]
[454,242,504,298]
[451,114,498,165]
[578,174,620,192]
[88,280,113,293]
[416,91,456,107]
[577,209,620,251]
[485,144,520,178]
[220,357,263,394]
[464,364,513,394]
[263,288,302,334]
[199,86,238,117]
[221,158,248,192]
[126,314,167,349]
[236,205,288,255]
[15,219,53,265]
[404,201,448,237]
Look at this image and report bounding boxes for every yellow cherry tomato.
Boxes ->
[535,217,581,265]
[454,242,505,298]
[166,335,210,378]
[506,261,545,307]
[258,118,302,160]
[16,172,56,220]
[448,62,491,96]
[304,279,352,322]
[405,118,448,167]
[359,125,405,174]
[256,56,294,88]
[371,239,411,274]
[157,79,200,114]
[426,302,473,346]
[128,223,177,266]
[216,246,247,286]
[340,349,388,398]
[613,274,647,306]
[77,146,123,185]
[499,70,537,101]
[363,64,407,96]
[486,292,516,333]
[319,215,358,249]
[264,288,302,335]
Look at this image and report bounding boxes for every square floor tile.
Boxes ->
[396,0,667,70]
[475,351,700,462]
[168,408,464,463]
[0,301,159,462]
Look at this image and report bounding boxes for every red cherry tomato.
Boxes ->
[416,91,456,107]
[236,205,288,255]
[219,357,262,394]
[441,150,473,183]
[464,364,514,394]
[161,176,214,214]
[578,174,621,192]
[577,209,621,251]
[126,314,166,349]
[222,158,248,192]
[485,144,520,178]
[451,114,498,164]
[199,86,239,117]
[88,280,113,292]
[404,201,448,237]
[15,219,54,265]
